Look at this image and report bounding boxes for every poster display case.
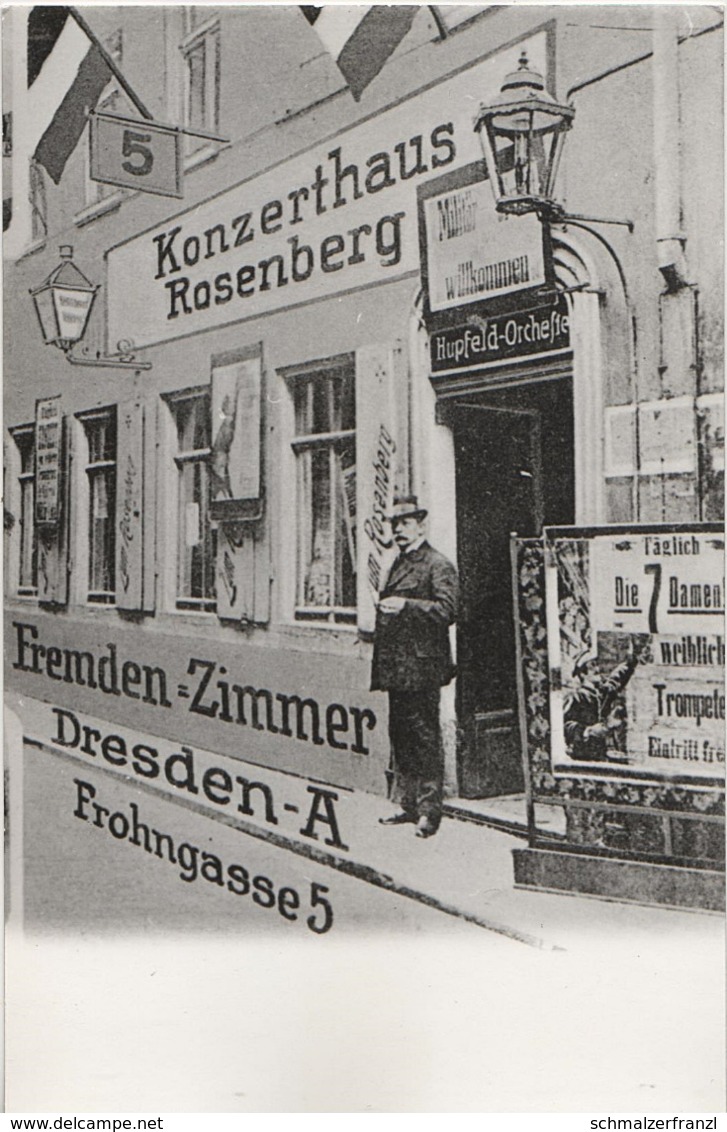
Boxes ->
[511,524,724,907]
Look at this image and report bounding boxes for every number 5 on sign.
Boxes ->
[90,111,183,198]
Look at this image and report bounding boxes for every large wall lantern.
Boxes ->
[474,53,575,221]
[30,245,150,370]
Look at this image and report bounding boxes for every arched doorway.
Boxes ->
[431,235,603,799]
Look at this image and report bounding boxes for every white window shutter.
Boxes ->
[116,395,145,611]
[355,340,407,635]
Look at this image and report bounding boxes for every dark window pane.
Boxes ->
[186,41,206,131]
[312,378,331,434]
[19,478,37,589]
[176,394,210,453]
[294,381,310,436]
[335,372,356,432]
[174,391,215,608]
[88,469,115,594]
[82,410,117,601]
[336,440,356,607]
[16,431,34,475]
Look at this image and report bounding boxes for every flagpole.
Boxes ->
[69,7,153,121]
[428,6,449,40]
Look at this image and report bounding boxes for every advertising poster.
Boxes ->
[547,530,725,781]
[34,395,63,527]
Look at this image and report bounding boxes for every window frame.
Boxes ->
[9,424,39,598]
[84,89,125,210]
[179,11,220,156]
[162,386,217,615]
[75,406,118,606]
[77,28,126,224]
[283,354,357,627]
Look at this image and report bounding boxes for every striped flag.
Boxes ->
[27,7,116,184]
[301,6,418,101]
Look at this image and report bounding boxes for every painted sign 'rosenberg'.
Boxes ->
[106,36,547,349]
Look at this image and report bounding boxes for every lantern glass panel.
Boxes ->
[32,286,60,344]
[52,285,95,345]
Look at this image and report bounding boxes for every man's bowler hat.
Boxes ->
[388,494,428,522]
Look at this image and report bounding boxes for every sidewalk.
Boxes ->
[9,685,722,951]
[313,786,724,951]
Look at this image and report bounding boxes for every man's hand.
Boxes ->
[378,596,406,616]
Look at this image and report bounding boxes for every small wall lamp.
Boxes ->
[474,53,575,222]
[30,246,151,370]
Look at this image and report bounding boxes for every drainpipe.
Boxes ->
[653,7,689,290]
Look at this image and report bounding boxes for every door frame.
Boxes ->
[446,399,547,797]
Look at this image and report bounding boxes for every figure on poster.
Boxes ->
[210,390,238,499]
[563,638,647,762]
[370,496,458,838]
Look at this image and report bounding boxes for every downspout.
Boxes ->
[653,8,689,290]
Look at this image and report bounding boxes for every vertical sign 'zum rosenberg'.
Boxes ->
[105,35,548,350]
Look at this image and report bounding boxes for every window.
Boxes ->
[85,90,122,207]
[29,161,46,243]
[289,358,356,624]
[11,426,38,595]
[169,389,216,612]
[79,409,117,604]
[84,30,123,209]
[180,10,220,151]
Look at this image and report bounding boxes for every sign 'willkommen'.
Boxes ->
[422,179,545,312]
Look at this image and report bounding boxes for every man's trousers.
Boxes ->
[387,688,443,825]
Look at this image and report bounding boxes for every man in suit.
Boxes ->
[371,495,458,838]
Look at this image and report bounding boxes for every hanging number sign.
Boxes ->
[90,111,183,199]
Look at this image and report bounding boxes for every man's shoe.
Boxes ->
[415,816,439,838]
[379,811,416,826]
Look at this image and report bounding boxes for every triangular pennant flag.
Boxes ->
[27,7,145,185]
[302,6,418,101]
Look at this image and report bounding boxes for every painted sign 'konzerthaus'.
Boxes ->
[4,6,724,909]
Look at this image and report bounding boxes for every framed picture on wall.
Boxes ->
[209,344,264,522]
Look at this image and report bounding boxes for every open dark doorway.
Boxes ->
[447,376,575,798]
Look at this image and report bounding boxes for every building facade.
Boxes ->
[4,6,724,900]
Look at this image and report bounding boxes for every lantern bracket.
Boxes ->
[557,211,635,233]
[63,342,152,371]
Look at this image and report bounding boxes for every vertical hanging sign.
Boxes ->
[116,395,145,611]
[355,342,404,635]
[34,396,63,528]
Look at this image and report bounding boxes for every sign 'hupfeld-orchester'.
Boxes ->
[106,35,546,350]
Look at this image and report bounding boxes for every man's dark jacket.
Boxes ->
[371,541,458,691]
